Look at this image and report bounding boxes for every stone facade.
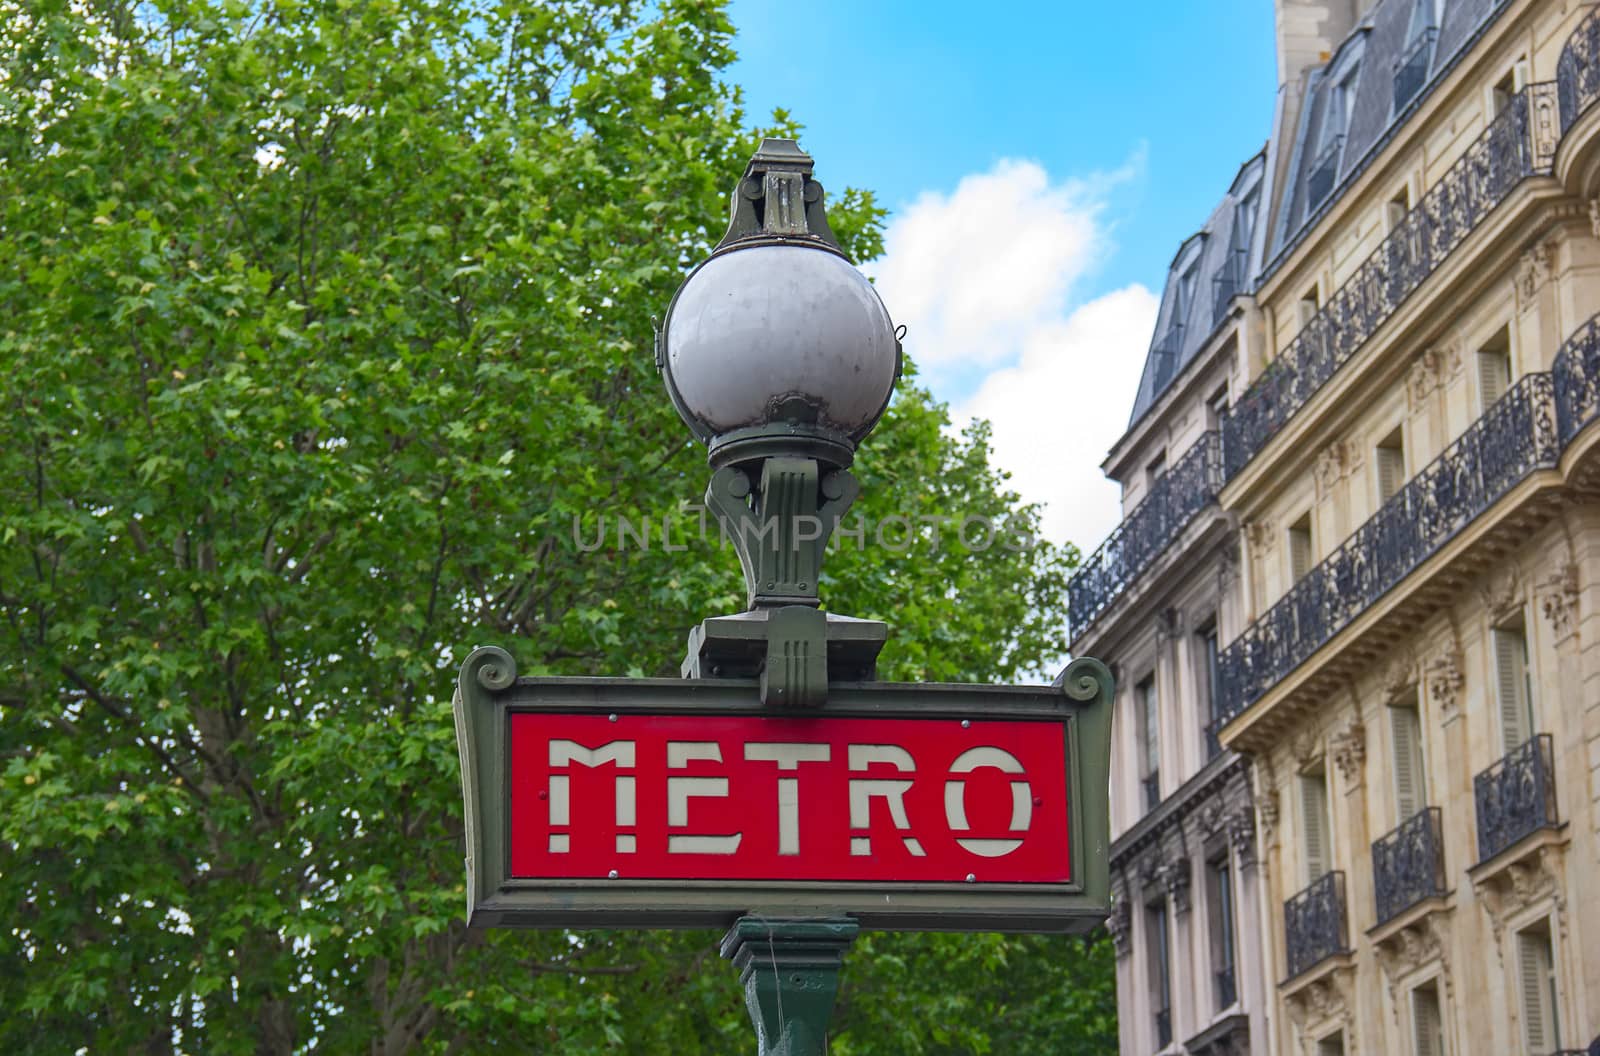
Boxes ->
[1071,0,1600,1052]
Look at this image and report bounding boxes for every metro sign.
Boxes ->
[454,647,1112,932]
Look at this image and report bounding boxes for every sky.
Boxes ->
[726,0,1278,554]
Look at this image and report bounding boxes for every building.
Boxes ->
[1070,0,1600,1053]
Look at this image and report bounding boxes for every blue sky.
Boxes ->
[725,0,1279,552]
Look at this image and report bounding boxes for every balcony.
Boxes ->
[1557,5,1600,136]
[1474,734,1560,863]
[1067,432,1222,635]
[1216,371,1561,721]
[1372,807,1447,926]
[1222,85,1548,480]
[1284,871,1348,980]
[1392,28,1438,112]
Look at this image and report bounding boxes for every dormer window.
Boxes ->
[1310,66,1358,205]
[1393,0,1440,111]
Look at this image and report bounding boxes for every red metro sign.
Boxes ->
[510,714,1069,884]
[454,648,1113,933]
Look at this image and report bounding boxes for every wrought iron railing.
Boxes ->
[1553,315,1600,445]
[1212,248,1247,326]
[1284,871,1347,979]
[1216,372,1559,719]
[1393,28,1438,111]
[1373,807,1447,925]
[1557,4,1600,135]
[1068,432,1222,634]
[1474,734,1559,863]
[1222,86,1546,479]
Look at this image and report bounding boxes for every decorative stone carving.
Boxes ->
[1538,560,1580,639]
[1291,730,1320,771]
[1283,964,1357,1047]
[1427,650,1465,724]
[1375,915,1454,1006]
[1383,650,1418,701]
[1156,606,1185,643]
[1161,857,1192,913]
[1228,809,1258,867]
[1514,240,1554,311]
[1474,842,1569,958]
[1406,347,1444,407]
[1478,566,1522,626]
[1247,519,1277,561]
[1217,541,1241,592]
[1257,787,1280,848]
[1313,440,1350,497]
[1329,720,1366,785]
[1196,800,1224,838]
[1107,894,1132,958]
[1590,195,1600,240]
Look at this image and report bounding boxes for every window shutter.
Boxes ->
[1479,350,1509,410]
[1302,776,1328,881]
[1412,986,1443,1056]
[1495,629,1531,751]
[1378,445,1405,504]
[1291,528,1313,582]
[1391,706,1423,821]
[1518,931,1554,1053]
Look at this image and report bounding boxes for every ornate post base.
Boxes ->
[720,917,859,1056]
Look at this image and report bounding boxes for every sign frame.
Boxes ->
[453,645,1112,933]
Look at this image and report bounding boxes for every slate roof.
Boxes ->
[1126,149,1268,425]
[1266,0,1509,268]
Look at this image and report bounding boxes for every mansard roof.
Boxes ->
[1266,0,1507,267]
[1126,148,1268,427]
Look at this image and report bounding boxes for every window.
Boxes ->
[1390,696,1427,823]
[1492,59,1530,115]
[1412,980,1446,1056]
[1298,284,1321,328]
[1376,427,1406,505]
[1139,675,1161,811]
[1394,0,1439,110]
[1178,263,1199,323]
[1317,1030,1347,1056]
[1288,513,1314,584]
[1146,450,1168,489]
[1516,921,1561,1054]
[1149,900,1173,1049]
[1493,615,1535,752]
[1311,68,1358,203]
[1386,184,1413,231]
[1198,619,1221,759]
[1208,857,1238,1011]
[1301,766,1331,883]
[1206,385,1231,430]
[1477,325,1513,412]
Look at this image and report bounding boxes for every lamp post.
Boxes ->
[658,137,900,708]
[449,137,1112,1056]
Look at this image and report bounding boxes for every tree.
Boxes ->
[0,0,1107,1051]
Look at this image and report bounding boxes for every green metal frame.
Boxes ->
[721,917,858,1056]
[453,645,1113,933]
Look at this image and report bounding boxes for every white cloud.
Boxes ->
[871,160,1102,377]
[870,157,1157,557]
[954,286,1158,552]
